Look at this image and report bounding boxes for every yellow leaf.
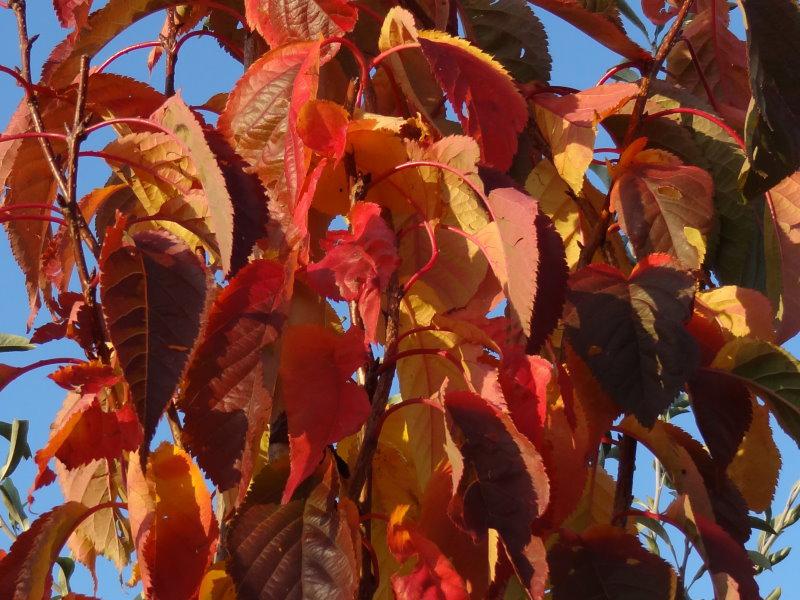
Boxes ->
[198,562,237,600]
[727,399,781,512]
[696,286,776,342]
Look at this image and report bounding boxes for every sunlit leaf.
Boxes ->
[99,216,207,452]
[244,0,358,46]
[127,443,218,600]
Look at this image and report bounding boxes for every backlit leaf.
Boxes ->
[417,31,528,170]
[127,443,218,600]
[244,0,358,46]
[279,324,369,502]
[531,83,638,193]
[0,502,88,600]
[180,259,286,491]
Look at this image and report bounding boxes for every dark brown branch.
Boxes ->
[612,435,638,527]
[9,0,100,257]
[577,0,694,269]
[163,9,178,97]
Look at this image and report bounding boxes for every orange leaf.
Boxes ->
[388,506,470,600]
[244,0,358,46]
[279,324,369,502]
[127,443,218,600]
[297,99,349,161]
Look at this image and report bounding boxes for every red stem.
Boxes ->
[352,1,383,24]
[0,357,83,391]
[371,161,494,220]
[594,147,620,154]
[0,214,66,226]
[0,131,67,144]
[321,36,369,106]
[95,41,162,74]
[0,64,51,98]
[379,348,462,374]
[677,37,723,114]
[596,61,641,86]
[370,42,422,71]
[646,107,745,149]
[403,219,439,294]
[84,117,172,137]
[175,29,244,61]
[78,151,189,190]
[0,203,63,215]
[377,397,444,432]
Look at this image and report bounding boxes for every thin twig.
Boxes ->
[577,0,694,270]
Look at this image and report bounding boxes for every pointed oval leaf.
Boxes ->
[99,218,207,452]
[180,259,286,491]
[417,31,528,170]
[244,0,358,46]
[127,443,218,600]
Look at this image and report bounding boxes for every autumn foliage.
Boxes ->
[1,0,800,598]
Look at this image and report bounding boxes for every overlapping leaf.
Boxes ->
[226,457,360,599]
[179,259,286,491]
[244,0,358,46]
[531,83,638,193]
[444,391,550,597]
[128,443,217,599]
[564,254,699,426]
[99,217,207,452]
[610,141,715,269]
[279,324,369,502]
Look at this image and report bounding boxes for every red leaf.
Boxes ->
[127,443,218,600]
[564,254,699,426]
[100,217,207,453]
[0,502,89,600]
[417,32,528,170]
[53,0,92,29]
[279,325,369,503]
[180,260,286,491]
[388,507,469,600]
[687,369,753,469]
[32,392,141,499]
[642,0,678,25]
[296,99,349,161]
[306,202,399,343]
[244,0,358,46]
[48,361,120,393]
[444,391,550,597]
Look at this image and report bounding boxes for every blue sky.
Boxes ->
[0,2,797,598]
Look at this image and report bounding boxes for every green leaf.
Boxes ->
[0,479,28,531]
[749,515,777,535]
[749,549,773,571]
[711,339,800,447]
[0,334,35,353]
[0,420,31,481]
[616,0,651,40]
[460,0,552,83]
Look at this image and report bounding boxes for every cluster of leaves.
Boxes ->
[0,0,799,598]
